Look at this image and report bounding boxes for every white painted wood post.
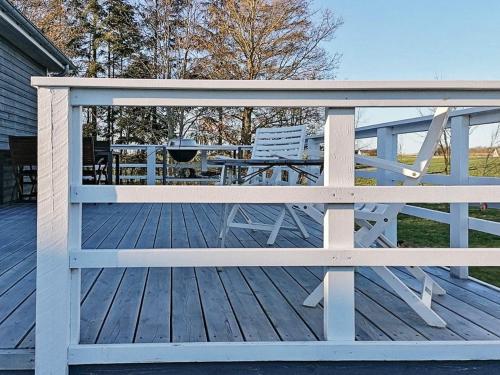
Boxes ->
[201,150,208,173]
[450,115,470,279]
[36,87,73,374]
[323,108,356,341]
[147,146,156,185]
[69,107,83,345]
[377,127,398,243]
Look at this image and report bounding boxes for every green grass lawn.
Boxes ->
[356,155,500,287]
[398,206,500,287]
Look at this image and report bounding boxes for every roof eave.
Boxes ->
[0,0,75,73]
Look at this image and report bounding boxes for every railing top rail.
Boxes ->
[355,107,500,138]
[306,107,500,140]
[31,77,500,91]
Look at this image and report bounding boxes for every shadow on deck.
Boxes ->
[1,203,500,371]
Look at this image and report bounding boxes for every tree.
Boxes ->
[197,0,343,143]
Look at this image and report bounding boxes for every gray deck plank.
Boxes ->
[97,267,148,344]
[218,267,280,341]
[0,269,35,324]
[154,204,172,248]
[96,204,154,343]
[0,293,35,349]
[135,268,171,343]
[171,267,207,342]
[261,266,324,339]
[424,267,500,305]
[240,266,317,341]
[0,253,35,295]
[80,268,126,344]
[196,267,244,342]
[182,203,243,342]
[171,204,207,342]
[136,204,161,248]
[0,242,34,276]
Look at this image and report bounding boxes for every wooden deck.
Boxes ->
[1,203,500,370]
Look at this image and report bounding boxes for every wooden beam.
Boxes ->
[323,108,355,341]
[69,248,500,268]
[450,115,470,279]
[36,87,72,374]
[67,341,500,364]
[70,185,500,204]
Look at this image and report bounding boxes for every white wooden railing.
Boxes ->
[307,107,500,279]
[32,78,500,374]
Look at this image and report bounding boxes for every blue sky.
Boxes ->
[315,0,500,152]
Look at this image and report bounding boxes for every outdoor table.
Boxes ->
[210,158,323,185]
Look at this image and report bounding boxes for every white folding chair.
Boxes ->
[301,107,451,328]
[219,125,309,246]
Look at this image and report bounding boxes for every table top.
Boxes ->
[111,144,253,151]
[209,158,323,167]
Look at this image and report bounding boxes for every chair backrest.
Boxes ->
[405,107,450,186]
[252,125,306,160]
[355,107,451,247]
[249,125,306,185]
[94,140,111,154]
[82,137,95,167]
[9,136,37,167]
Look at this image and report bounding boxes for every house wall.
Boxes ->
[0,35,45,203]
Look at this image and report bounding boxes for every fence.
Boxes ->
[308,107,500,279]
[32,78,500,374]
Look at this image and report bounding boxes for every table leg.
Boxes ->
[162,147,167,185]
[106,151,112,185]
[217,166,230,248]
[114,154,120,185]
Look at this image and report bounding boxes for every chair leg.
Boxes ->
[372,266,446,327]
[298,204,324,224]
[220,204,239,238]
[286,204,309,239]
[405,266,446,295]
[267,207,286,245]
[218,203,231,248]
[239,206,254,226]
[14,171,22,201]
[303,281,324,307]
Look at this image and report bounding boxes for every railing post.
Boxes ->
[147,146,156,185]
[323,108,355,341]
[450,115,470,279]
[377,127,398,243]
[306,136,322,185]
[201,150,208,173]
[36,87,73,374]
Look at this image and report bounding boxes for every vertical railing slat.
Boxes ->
[376,127,398,243]
[69,106,83,345]
[36,87,72,374]
[323,108,356,341]
[450,115,470,279]
[147,146,156,185]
